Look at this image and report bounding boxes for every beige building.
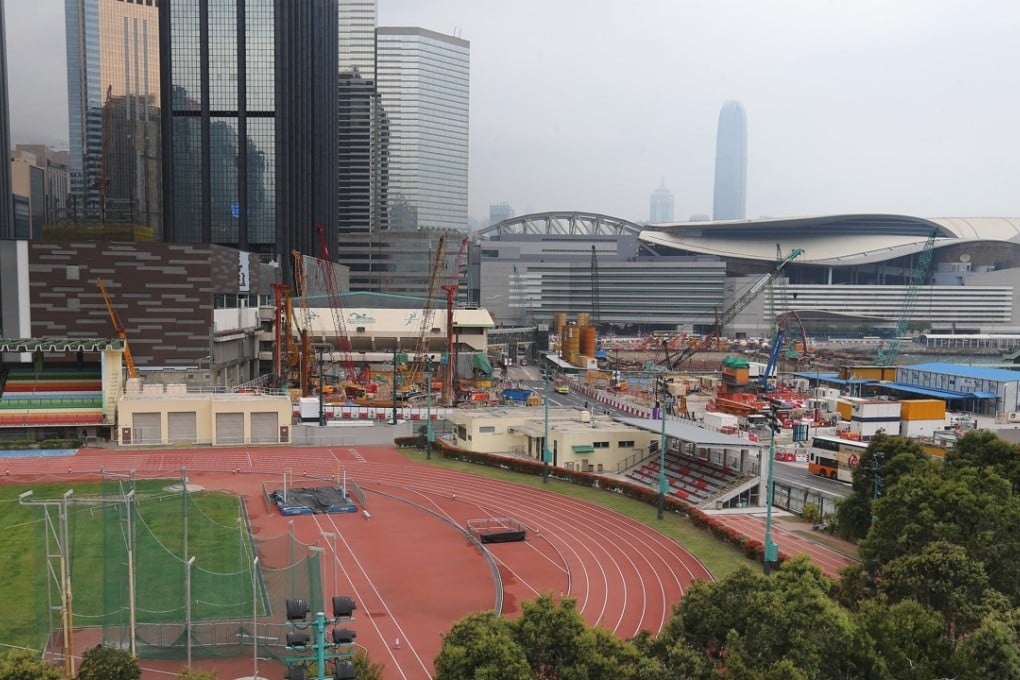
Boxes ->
[116,381,293,446]
[446,406,655,474]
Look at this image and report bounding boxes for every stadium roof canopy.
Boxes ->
[0,337,124,352]
[638,214,1020,266]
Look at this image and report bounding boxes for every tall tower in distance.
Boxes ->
[0,0,12,238]
[712,100,747,221]
[649,179,674,223]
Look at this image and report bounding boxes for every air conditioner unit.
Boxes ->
[1008,412,1020,423]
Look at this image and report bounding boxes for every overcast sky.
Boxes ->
[7,0,1020,224]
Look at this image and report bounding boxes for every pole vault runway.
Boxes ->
[4,444,713,680]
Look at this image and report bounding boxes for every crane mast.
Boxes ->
[876,230,938,366]
[407,233,448,391]
[314,224,360,391]
[441,236,469,405]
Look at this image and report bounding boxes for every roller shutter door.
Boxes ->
[168,412,198,444]
[134,413,162,445]
[216,413,245,445]
[251,412,278,443]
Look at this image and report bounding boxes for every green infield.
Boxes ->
[0,480,254,652]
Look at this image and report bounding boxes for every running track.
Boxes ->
[3,445,714,680]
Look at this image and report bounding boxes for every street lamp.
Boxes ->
[763,402,781,575]
[542,369,552,483]
[656,376,668,520]
[425,355,435,460]
[318,345,327,427]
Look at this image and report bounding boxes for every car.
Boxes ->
[554,384,570,394]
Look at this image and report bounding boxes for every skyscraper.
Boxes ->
[649,179,674,223]
[489,202,514,226]
[376,27,469,233]
[0,0,12,238]
[159,0,338,283]
[65,0,161,231]
[712,100,747,221]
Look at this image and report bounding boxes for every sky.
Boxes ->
[6,0,1020,225]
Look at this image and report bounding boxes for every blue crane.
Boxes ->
[876,229,938,366]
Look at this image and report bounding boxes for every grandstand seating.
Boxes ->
[0,365,105,427]
[625,450,750,505]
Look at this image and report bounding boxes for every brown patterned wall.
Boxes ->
[29,242,278,366]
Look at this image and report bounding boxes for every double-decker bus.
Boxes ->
[807,434,867,483]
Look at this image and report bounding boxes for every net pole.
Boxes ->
[185,555,195,669]
[60,490,75,679]
[252,555,260,680]
[125,490,137,658]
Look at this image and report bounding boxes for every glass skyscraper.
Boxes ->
[376,27,469,233]
[160,0,337,284]
[0,0,12,238]
[649,179,674,223]
[712,100,747,221]
[65,0,162,231]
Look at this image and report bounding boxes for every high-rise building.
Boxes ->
[14,145,70,225]
[376,27,469,233]
[65,0,162,231]
[159,0,338,285]
[0,0,15,238]
[649,179,674,223]
[712,100,747,221]
[489,202,514,226]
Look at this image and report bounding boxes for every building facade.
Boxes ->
[65,0,162,231]
[376,26,469,233]
[0,0,13,238]
[489,202,514,226]
[712,100,747,221]
[160,0,338,286]
[649,180,674,223]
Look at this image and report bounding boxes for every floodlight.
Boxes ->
[286,598,310,621]
[332,595,356,618]
[333,659,356,680]
[332,627,356,644]
[286,630,311,649]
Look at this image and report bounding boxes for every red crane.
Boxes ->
[314,224,361,395]
[441,236,469,405]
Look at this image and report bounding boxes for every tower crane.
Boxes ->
[290,250,317,395]
[314,224,361,396]
[406,233,448,391]
[760,310,809,391]
[97,276,138,379]
[667,248,804,370]
[441,236,469,405]
[876,229,938,366]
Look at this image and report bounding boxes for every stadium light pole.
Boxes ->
[425,355,434,459]
[252,555,259,680]
[543,368,551,484]
[763,402,780,575]
[657,376,667,521]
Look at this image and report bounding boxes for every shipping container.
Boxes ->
[899,399,947,421]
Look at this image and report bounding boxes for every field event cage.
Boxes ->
[25,475,323,664]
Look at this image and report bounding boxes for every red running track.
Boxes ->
[2,445,713,680]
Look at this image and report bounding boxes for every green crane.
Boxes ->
[876,229,938,366]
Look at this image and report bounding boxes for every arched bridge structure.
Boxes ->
[477,211,646,241]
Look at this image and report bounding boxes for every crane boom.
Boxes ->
[407,233,448,389]
[441,236,469,405]
[315,224,359,387]
[670,248,804,369]
[96,276,138,379]
[877,230,937,366]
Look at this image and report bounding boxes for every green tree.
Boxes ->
[944,429,1020,492]
[75,645,140,680]
[352,650,385,680]
[176,671,217,680]
[836,433,930,541]
[0,650,64,680]
[953,610,1020,680]
[434,612,531,680]
[855,598,953,679]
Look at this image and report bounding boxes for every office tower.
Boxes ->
[376,27,469,233]
[649,180,674,223]
[0,0,14,238]
[712,100,747,221]
[14,145,71,225]
[160,0,338,284]
[65,0,161,232]
[489,202,514,226]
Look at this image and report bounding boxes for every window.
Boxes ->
[619,440,635,448]
[593,441,610,449]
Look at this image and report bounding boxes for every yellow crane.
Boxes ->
[96,276,138,379]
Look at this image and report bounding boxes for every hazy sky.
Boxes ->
[7,0,1020,224]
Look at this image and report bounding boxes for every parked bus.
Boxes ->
[807,434,867,483]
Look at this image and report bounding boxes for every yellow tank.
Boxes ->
[580,326,597,358]
[577,312,590,328]
[561,324,581,360]
[553,312,567,340]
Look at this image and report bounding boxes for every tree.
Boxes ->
[0,650,63,680]
[434,612,531,680]
[944,429,1020,492]
[75,644,140,680]
[352,649,385,680]
[953,610,1020,679]
[855,598,953,679]
[176,671,217,680]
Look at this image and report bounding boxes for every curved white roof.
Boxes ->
[638,214,1020,266]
